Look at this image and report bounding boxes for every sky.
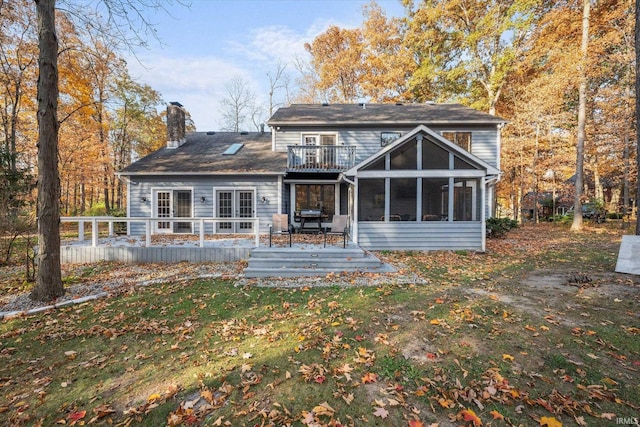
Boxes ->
[125,0,406,131]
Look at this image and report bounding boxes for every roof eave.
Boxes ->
[117,171,286,177]
[268,120,508,127]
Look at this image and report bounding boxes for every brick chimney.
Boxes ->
[167,102,186,149]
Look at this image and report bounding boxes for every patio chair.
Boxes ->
[269,214,293,247]
[324,215,349,248]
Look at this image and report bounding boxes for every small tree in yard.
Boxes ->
[0,148,35,269]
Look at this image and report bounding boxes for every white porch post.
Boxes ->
[91,218,98,247]
[145,219,151,247]
[78,220,84,242]
[254,218,260,247]
[352,177,358,244]
[199,218,205,247]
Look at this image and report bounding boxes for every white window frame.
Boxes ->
[151,187,194,234]
[301,133,338,146]
[212,186,257,234]
[288,180,340,225]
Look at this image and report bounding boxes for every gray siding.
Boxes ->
[431,127,498,168]
[61,245,251,264]
[128,175,280,235]
[272,126,499,167]
[357,222,483,251]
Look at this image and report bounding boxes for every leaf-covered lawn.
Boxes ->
[1,223,639,426]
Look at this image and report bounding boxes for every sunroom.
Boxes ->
[346,125,501,251]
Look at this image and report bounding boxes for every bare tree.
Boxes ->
[219,75,256,132]
[266,61,288,116]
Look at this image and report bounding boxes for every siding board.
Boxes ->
[357,222,483,251]
[60,246,252,264]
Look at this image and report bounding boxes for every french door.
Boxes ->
[154,189,192,233]
[215,189,255,233]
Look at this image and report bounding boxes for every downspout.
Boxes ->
[481,176,487,252]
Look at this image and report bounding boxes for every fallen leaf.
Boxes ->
[373,406,389,419]
[503,354,515,362]
[408,420,425,427]
[490,410,504,420]
[540,416,562,427]
[460,408,482,426]
[68,410,86,426]
[313,402,335,417]
[362,372,378,383]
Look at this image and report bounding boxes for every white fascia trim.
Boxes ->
[118,171,286,176]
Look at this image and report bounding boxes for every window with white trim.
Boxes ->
[442,132,472,151]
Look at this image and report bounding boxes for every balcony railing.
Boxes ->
[287,145,356,172]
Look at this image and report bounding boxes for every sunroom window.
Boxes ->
[422,178,449,221]
[389,178,417,221]
[422,140,449,169]
[358,179,385,221]
[453,178,480,221]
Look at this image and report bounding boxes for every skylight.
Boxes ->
[223,143,244,155]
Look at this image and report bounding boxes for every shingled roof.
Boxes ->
[268,103,507,126]
[118,132,286,176]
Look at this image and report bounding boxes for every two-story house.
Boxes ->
[117,102,505,251]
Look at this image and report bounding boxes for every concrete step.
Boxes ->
[249,247,366,259]
[244,263,395,278]
[244,247,395,278]
[247,256,383,269]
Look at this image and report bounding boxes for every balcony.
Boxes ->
[287,145,356,172]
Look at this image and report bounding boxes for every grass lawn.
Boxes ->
[1,223,639,426]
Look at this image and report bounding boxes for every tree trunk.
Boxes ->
[636,0,640,234]
[571,0,590,232]
[31,0,64,302]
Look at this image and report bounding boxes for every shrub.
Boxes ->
[486,217,518,238]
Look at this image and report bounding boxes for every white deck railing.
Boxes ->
[60,216,261,248]
[287,145,356,172]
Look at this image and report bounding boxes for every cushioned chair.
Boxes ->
[324,215,349,248]
[269,214,293,247]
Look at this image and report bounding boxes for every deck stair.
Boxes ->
[244,244,394,278]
